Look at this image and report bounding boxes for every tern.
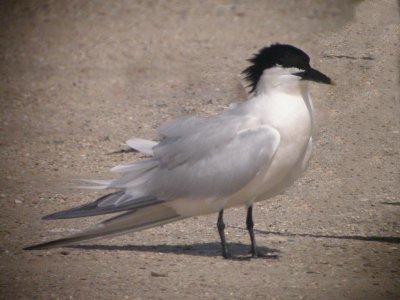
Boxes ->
[25,44,333,259]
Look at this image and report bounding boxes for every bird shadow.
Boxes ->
[70,242,280,259]
[64,227,400,259]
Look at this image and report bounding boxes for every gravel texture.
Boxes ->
[0,1,399,299]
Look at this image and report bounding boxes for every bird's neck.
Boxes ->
[255,73,306,96]
[249,79,313,134]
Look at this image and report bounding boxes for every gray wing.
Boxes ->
[146,121,280,199]
[40,116,279,221]
[81,115,280,204]
[41,191,162,220]
[154,115,259,168]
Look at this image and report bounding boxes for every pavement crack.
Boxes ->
[323,54,374,60]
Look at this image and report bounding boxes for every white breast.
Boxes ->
[226,89,313,207]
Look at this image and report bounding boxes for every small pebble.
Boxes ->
[150,271,168,277]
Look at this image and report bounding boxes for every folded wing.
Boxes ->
[26,115,280,249]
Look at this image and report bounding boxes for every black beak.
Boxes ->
[296,67,333,85]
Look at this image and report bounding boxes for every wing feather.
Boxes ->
[145,124,280,198]
[42,191,162,220]
[154,115,258,169]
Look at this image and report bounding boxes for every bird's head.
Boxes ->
[243,44,333,95]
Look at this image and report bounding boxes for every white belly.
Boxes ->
[226,92,313,208]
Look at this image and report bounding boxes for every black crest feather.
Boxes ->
[242,44,311,93]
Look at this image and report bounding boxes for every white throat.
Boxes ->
[255,66,305,96]
[245,66,315,138]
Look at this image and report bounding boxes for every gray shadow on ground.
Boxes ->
[71,242,280,258]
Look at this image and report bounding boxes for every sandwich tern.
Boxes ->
[25,44,333,259]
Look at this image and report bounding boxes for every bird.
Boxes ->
[24,43,333,259]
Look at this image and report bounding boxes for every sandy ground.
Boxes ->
[0,0,399,299]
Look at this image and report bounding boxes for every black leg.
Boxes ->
[246,205,259,257]
[217,209,231,258]
[246,205,278,259]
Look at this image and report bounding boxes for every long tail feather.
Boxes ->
[42,192,162,220]
[25,204,184,250]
